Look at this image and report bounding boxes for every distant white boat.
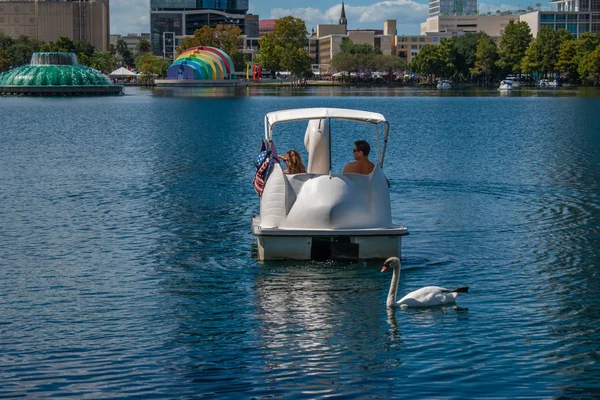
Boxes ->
[436,80,451,89]
[498,80,513,91]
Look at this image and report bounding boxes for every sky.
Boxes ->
[110,0,542,36]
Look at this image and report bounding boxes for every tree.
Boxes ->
[257,16,311,77]
[470,32,499,82]
[523,27,571,76]
[136,38,151,54]
[0,48,10,71]
[372,54,407,79]
[453,33,478,80]
[116,39,128,56]
[5,35,42,67]
[557,39,579,81]
[496,20,532,75]
[339,37,381,55]
[89,51,114,73]
[410,44,442,79]
[437,38,455,78]
[135,53,170,82]
[579,46,600,85]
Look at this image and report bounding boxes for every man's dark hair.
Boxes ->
[354,140,370,156]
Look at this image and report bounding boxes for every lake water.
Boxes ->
[1,86,599,399]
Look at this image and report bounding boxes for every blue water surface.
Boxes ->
[0,86,599,399]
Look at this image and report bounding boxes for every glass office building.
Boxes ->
[150,0,251,57]
[429,0,478,17]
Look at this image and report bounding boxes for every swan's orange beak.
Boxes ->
[381,264,389,272]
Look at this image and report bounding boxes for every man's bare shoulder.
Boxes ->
[343,161,360,173]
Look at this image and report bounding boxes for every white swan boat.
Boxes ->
[437,80,451,89]
[498,80,513,91]
[251,108,408,261]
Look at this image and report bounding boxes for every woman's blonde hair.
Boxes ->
[282,150,306,174]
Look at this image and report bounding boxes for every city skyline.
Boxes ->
[111,0,551,36]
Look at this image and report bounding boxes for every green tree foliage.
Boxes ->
[135,53,170,81]
[136,38,151,54]
[471,32,499,79]
[89,51,114,73]
[578,46,600,85]
[0,48,10,72]
[5,36,42,67]
[453,33,478,79]
[437,38,455,78]
[257,16,311,77]
[339,37,382,55]
[410,44,442,78]
[522,27,571,75]
[496,20,532,74]
[116,39,128,56]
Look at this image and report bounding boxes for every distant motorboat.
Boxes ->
[538,79,550,87]
[436,80,451,89]
[498,80,513,91]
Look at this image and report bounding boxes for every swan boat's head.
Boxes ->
[381,256,400,272]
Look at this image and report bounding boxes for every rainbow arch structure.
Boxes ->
[167,46,236,80]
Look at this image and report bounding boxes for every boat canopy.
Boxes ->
[266,108,387,126]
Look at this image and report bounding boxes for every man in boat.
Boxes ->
[343,140,375,174]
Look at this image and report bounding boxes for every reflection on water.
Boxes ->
[148,84,600,98]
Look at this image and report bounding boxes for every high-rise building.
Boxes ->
[0,0,110,51]
[429,0,478,17]
[150,0,255,59]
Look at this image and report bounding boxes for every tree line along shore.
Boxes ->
[1,18,599,86]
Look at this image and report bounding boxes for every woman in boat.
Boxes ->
[280,150,306,174]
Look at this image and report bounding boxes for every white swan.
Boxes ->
[382,257,469,308]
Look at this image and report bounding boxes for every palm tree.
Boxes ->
[116,39,128,56]
[136,38,151,54]
[89,51,114,73]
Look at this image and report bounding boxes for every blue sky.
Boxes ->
[110,0,542,36]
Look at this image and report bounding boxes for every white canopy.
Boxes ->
[266,108,387,126]
[108,67,138,77]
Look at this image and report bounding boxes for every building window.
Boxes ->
[411,44,417,49]
[30,17,35,24]
[579,14,590,21]
[540,14,555,23]
[556,14,566,22]
[567,23,577,34]
[419,37,425,42]
[14,17,19,23]
[14,6,20,12]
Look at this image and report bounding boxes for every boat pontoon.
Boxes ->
[251,108,408,261]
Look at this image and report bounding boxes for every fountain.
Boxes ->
[0,52,123,96]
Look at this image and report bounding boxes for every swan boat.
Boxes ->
[436,80,451,89]
[251,108,408,261]
[498,80,513,91]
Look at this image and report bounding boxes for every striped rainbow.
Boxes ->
[167,46,236,80]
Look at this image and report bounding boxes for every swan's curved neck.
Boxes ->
[387,262,400,307]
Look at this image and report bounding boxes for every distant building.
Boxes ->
[150,0,255,59]
[110,33,151,53]
[0,0,110,51]
[519,0,600,38]
[259,19,276,37]
[421,15,517,37]
[429,0,478,17]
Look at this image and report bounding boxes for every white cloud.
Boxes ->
[110,0,150,35]
[271,0,428,31]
